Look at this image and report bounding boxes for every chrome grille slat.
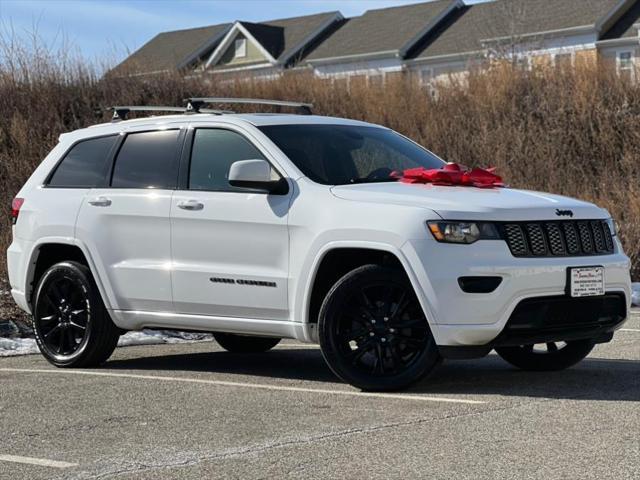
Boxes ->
[503,220,614,258]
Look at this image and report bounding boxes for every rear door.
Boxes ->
[75,127,184,312]
[170,125,291,320]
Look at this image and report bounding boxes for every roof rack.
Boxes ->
[185,97,314,115]
[101,97,313,122]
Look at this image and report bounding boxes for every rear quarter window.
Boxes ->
[47,135,118,187]
[111,130,181,189]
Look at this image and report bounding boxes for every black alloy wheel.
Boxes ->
[33,261,120,367]
[319,264,440,391]
[495,339,595,371]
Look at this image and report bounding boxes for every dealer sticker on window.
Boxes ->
[569,266,604,297]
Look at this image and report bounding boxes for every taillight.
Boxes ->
[11,198,24,224]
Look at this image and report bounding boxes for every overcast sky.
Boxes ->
[0,0,490,64]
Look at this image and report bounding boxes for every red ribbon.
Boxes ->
[391,163,504,189]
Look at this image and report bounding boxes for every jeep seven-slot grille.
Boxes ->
[502,220,614,257]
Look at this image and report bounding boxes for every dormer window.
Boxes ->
[234,38,247,58]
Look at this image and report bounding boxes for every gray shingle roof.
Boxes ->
[415,0,624,60]
[306,0,458,61]
[114,11,340,75]
[113,23,230,75]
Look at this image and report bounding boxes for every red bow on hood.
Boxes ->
[391,163,504,189]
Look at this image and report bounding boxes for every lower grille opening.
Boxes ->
[458,276,502,293]
[492,293,627,347]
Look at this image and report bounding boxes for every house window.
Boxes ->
[618,51,634,80]
[234,38,247,58]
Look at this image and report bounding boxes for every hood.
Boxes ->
[330,183,608,221]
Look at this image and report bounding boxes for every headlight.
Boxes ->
[427,221,500,244]
[605,218,617,237]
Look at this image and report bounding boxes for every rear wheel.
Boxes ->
[32,261,120,368]
[495,340,595,371]
[213,333,281,353]
[319,264,440,391]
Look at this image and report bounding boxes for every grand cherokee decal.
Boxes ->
[210,277,277,288]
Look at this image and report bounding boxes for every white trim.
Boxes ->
[205,62,276,74]
[306,50,399,66]
[480,25,595,45]
[204,22,278,69]
[597,37,640,47]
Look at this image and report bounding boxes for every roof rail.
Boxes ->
[105,105,229,122]
[185,97,314,115]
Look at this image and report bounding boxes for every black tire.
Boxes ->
[318,264,440,391]
[32,261,121,368]
[495,340,595,371]
[213,333,281,353]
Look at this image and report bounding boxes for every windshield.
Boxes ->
[258,124,445,185]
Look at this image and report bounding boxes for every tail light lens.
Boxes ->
[11,198,24,224]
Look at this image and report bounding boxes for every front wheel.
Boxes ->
[213,333,281,353]
[495,340,595,371]
[319,264,440,391]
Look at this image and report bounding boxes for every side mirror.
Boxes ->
[228,159,288,194]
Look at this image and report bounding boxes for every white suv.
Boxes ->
[7,98,632,391]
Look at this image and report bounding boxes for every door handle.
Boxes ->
[88,196,112,207]
[177,199,204,211]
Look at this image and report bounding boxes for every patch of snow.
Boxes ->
[0,330,214,357]
[0,337,38,357]
[117,330,214,347]
[632,283,640,307]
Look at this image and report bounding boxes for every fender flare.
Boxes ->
[298,240,436,342]
[24,237,116,312]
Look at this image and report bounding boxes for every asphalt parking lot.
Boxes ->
[1,313,638,480]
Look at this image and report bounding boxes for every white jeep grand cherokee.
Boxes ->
[7,99,632,391]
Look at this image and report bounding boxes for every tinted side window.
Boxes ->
[189,129,267,191]
[111,130,180,189]
[48,135,118,187]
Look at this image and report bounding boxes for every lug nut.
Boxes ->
[369,332,375,337]
[381,338,387,343]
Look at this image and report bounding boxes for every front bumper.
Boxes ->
[401,237,632,347]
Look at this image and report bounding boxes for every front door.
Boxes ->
[170,127,291,320]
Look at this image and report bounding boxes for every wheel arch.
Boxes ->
[25,238,113,312]
[301,241,434,341]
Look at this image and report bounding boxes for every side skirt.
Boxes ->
[109,310,308,341]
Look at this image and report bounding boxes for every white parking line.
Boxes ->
[0,368,485,405]
[620,328,640,332]
[0,454,77,469]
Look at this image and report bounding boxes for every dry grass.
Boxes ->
[0,40,638,323]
